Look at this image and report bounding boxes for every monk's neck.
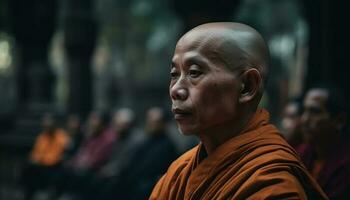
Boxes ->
[199,111,254,155]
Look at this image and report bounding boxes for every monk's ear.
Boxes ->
[238,68,262,104]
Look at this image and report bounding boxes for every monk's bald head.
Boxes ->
[176,22,269,86]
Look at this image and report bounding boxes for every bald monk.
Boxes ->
[149,22,328,199]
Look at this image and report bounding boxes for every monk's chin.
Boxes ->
[178,127,197,136]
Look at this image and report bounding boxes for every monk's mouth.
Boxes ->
[172,108,192,120]
[174,113,192,120]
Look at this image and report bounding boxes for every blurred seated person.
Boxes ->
[53,111,115,197]
[63,114,84,160]
[21,113,69,200]
[66,111,115,172]
[96,107,142,178]
[107,107,178,199]
[78,107,143,200]
[300,86,350,199]
[281,99,304,150]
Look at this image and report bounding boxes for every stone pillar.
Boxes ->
[10,0,57,112]
[63,0,97,118]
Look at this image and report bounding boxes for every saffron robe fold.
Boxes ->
[150,109,328,199]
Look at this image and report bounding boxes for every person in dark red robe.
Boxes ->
[299,86,350,200]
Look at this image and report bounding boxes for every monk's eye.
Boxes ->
[170,69,180,80]
[189,69,202,78]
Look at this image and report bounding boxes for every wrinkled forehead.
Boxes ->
[175,29,215,53]
[173,28,247,70]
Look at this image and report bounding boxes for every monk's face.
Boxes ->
[301,89,333,140]
[170,31,242,135]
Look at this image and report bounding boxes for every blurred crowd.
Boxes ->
[281,85,350,200]
[20,107,191,200]
[19,84,350,200]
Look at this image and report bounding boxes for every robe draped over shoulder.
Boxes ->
[150,109,328,200]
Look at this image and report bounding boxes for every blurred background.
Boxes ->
[0,0,349,199]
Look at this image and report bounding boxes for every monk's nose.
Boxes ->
[170,84,189,101]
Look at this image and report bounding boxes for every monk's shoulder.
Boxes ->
[237,161,327,199]
[170,145,198,168]
[161,145,198,178]
[234,126,328,199]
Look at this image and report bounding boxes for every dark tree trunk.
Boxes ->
[63,0,98,118]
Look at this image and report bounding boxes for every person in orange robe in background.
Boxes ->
[22,113,70,200]
[30,116,69,166]
[149,22,328,200]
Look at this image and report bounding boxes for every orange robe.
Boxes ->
[30,129,70,166]
[150,109,328,199]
